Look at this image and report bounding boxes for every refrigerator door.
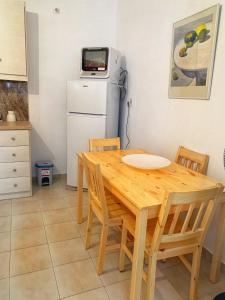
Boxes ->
[67,80,107,115]
[67,113,106,187]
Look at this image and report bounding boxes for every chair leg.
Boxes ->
[119,225,128,272]
[85,206,94,249]
[146,253,157,300]
[190,246,202,300]
[97,225,108,275]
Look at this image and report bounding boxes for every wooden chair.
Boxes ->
[89,137,120,152]
[119,184,223,300]
[82,152,128,275]
[175,146,209,174]
[210,192,225,282]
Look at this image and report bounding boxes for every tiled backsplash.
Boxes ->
[0,80,28,121]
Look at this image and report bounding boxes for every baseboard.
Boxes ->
[66,184,88,192]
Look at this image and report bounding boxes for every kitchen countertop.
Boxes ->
[0,121,32,130]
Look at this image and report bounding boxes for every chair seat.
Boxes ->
[122,213,195,253]
[106,193,130,224]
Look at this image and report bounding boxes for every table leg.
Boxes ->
[129,208,148,300]
[210,200,225,283]
[77,155,84,224]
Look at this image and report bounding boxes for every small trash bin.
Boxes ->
[35,161,54,187]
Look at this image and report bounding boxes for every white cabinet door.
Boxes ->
[0,162,30,179]
[0,130,29,147]
[67,113,106,187]
[0,146,29,163]
[0,1,27,78]
[0,177,30,195]
[67,80,107,115]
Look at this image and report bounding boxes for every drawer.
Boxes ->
[0,162,30,179]
[0,146,29,162]
[0,177,31,194]
[0,130,29,146]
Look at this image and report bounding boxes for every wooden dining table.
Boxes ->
[76,149,223,300]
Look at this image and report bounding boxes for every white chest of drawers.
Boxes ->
[0,122,32,200]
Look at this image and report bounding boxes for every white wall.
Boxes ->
[26,0,118,174]
[117,0,225,262]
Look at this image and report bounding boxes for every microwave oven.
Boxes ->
[80,47,121,81]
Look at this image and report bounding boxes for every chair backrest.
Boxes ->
[89,137,121,152]
[175,146,209,174]
[82,153,108,223]
[149,184,224,256]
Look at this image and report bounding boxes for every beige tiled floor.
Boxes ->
[0,176,224,300]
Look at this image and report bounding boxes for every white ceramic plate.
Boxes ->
[122,154,171,170]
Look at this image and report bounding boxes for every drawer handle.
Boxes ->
[14,183,18,188]
[0,58,2,62]
[13,169,17,172]
[11,137,16,141]
[12,153,16,157]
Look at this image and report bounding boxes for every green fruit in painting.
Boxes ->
[198,29,209,43]
[184,30,197,45]
[172,71,179,81]
[185,41,194,48]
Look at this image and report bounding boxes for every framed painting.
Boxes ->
[169,4,221,99]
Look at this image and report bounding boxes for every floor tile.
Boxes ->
[63,287,108,300]
[34,187,71,200]
[0,217,11,233]
[66,196,77,208]
[78,219,102,236]
[200,286,225,300]
[43,208,73,225]
[12,200,41,215]
[54,259,102,298]
[68,207,77,221]
[85,231,120,258]
[158,257,180,270]
[10,245,52,276]
[0,201,11,217]
[1,178,224,300]
[0,278,9,300]
[12,197,35,204]
[40,197,70,211]
[0,252,10,279]
[105,280,130,300]
[0,232,10,253]
[11,227,47,250]
[12,212,43,230]
[10,268,59,300]
[92,252,131,286]
[69,205,89,222]
[45,222,80,243]
[106,279,153,300]
[156,279,183,300]
[67,192,89,207]
[49,238,89,266]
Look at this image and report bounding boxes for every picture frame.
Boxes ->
[168,4,221,100]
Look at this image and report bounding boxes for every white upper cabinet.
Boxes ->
[0,1,27,81]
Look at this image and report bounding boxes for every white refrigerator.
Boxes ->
[67,79,120,187]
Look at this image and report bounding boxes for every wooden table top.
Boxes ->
[0,121,32,130]
[83,149,219,210]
